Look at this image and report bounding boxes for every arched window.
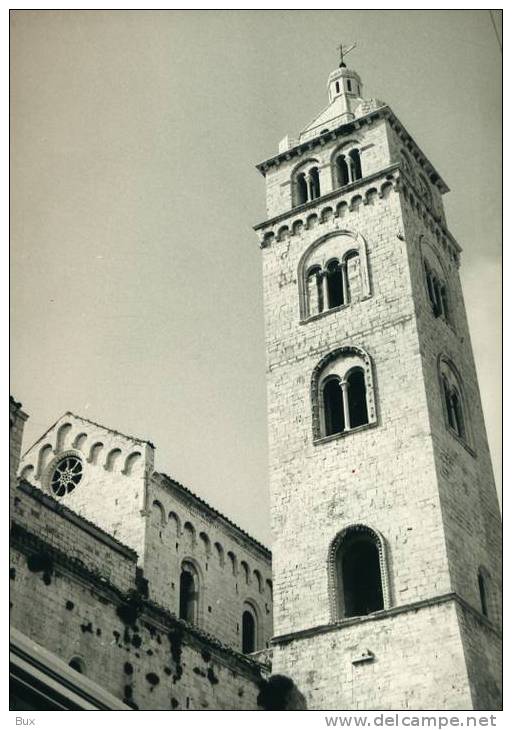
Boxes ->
[306,266,323,316]
[332,144,362,189]
[348,149,362,181]
[179,561,199,624]
[296,173,308,205]
[309,167,320,200]
[292,160,321,207]
[322,377,344,437]
[298,232,371,321]
[338,531,383,617]
[424,258,449,322]
[241,604,259,654]
[336,155,349,187]
[439,358,469,444]
[312,346,376,441]
[326,260,344,308]
[346,368,368,428]
[328,525,389,620]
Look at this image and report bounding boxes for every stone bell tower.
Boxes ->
[255,52,501,710]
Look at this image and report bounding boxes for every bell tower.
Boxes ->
[255,54,501,710]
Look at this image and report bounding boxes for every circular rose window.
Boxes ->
[50,456,83,497]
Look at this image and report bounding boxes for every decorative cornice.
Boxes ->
[271,592,502,646]
[152,472,271,561]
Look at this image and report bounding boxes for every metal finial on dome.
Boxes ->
[338,41,356,68]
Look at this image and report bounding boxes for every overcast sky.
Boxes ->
[10,10,502,545]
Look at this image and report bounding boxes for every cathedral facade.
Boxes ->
[10,55,501,711]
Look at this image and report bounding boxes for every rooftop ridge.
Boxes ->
[153,471,271,557]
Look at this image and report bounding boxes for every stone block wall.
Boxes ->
[400,189,502,627]
[10,481,268,711]
[261,118,391,220]
[19,413,154,560]
[260,179,452,637]
[144,473,273,652]
[272,599,476,710]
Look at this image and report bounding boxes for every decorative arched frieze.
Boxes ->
[168,511,181,537]
[151,499,166,527]
[122,451,142,475]
[36,443,54,480]
[55,423,72,454]
[104,448,123,472]
[72,432,88,450]
[88,441,104,465]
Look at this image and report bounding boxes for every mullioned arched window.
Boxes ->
[438,356,470,445]
[298,232,371,321]
[292,159,321,208]
[311,346,377,442]
[332,142,363,189]
[424,259,450,322]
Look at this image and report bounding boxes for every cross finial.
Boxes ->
[338,42,356,68]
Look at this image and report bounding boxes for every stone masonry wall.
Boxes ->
[262,118,391,220]
[19,413,153,561]
[260,173,452,637]
[10,482,268,710]
[144,474,273,652]
[272,599,473,710]
[399,183,502,627]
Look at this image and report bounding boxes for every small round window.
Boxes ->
[50,455,83,497]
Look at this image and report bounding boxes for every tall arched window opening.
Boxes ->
[326,260,344,308]
[424,258,449,323]
[307,266,323,316]
[333,146,362,189]
[296,173,308,206]
[439,357,469,445]
[179,562,199,624]
[347,368,368,428]
[336,155,349,187]
[348,149,362,181]
[450,389,465,438]
[242,610,256,654]
[323,377,344,437]
[335,529,384,618]
[309,167,320,200]
[292,161,321,207]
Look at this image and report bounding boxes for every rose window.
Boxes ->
[50,456,83,497]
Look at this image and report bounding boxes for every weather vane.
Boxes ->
[338,42,356,68]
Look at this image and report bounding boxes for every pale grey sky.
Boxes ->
[10,10,501,545]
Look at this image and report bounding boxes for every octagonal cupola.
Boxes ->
[328,65,363,105]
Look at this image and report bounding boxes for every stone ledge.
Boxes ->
[271,592,502,646]
[16,480,138,560]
